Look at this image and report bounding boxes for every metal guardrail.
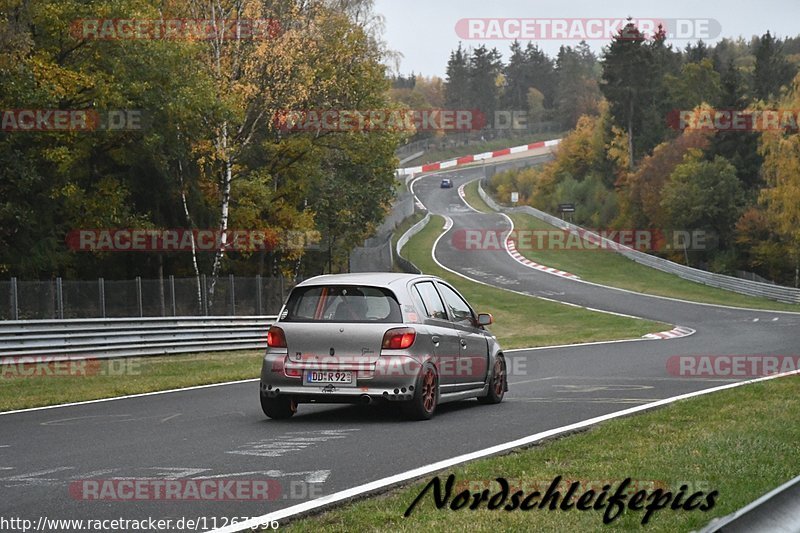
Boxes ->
[477,181,503,211]
[477,180,800,305]
[395,212,431,274]
[697,474,800,532]
[0,316,276,363]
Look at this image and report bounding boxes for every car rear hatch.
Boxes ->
[277,284,404,371]
[282,323,384,368]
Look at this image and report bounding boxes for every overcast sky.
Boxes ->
[373,0,799,78]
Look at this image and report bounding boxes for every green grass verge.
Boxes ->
[461,179,492,214]
[0,350,262,412]
[402,215,667,349]
[286,375,800,532]
[412,133,566,166]
[509,214,800,312]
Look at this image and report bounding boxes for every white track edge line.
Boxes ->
[0,378,259,416]
[492,210,800,316]
[429,215,656,323]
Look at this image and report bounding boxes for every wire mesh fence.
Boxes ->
[1,275,293,320]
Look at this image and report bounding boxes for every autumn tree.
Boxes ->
[660,151,744,262]
[758,74,800,286]
[666,58,722,110]
[617,129,712,229]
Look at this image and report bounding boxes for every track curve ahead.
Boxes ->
[1,158,798,529]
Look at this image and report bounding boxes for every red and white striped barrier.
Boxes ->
[397,138,561,177]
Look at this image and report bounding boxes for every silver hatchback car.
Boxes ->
[260,273,507,420]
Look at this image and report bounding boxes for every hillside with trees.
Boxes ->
[482,23,800,286]
[0,0,401,292]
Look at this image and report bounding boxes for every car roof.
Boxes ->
[296,272,436,289]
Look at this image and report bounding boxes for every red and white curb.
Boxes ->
[643,325,696,340]
[397,138,561,177]
[506,239,580,279]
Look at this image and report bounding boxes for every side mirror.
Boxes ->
[477,313,493,326]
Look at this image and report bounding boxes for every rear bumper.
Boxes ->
[260,353,422,403]
[260,382,414,402]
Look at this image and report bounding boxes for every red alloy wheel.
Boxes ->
[493,358,505,397]
[422,369,437,412]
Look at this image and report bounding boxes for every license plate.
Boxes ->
[304,370,355,387]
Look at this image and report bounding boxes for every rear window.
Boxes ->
[280,285,402,323]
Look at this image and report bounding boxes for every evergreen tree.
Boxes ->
[467,45,503,124]
[705,60,763,190]
[753,31,796,101]
[600,21,655,166]
[444,43,470,110]
[555,42,601,129]
[502,41,530,111]
[524,43,556,109]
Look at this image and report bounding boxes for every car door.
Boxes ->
[411,281,462,389]
[436,281,490,390]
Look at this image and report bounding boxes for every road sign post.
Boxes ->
[557,203,575,222]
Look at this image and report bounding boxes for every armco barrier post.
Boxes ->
[136,276,143,317]
[56,277,64,319]
[256,275,263,315]
[10,277,19,320]
[98,277,106,318]
[229,274,235,315]
[159,275,166,317]
[201,274,208,316]
[169,275,176,316]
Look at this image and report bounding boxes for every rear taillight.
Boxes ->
[267,326,287,348]
[381,327,416,350]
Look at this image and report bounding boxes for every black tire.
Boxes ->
[261,394,297,419]
[478,355,506,405]
[402,363,439,420]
